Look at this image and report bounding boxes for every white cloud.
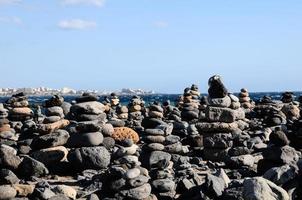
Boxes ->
[0,0,21,5]
[153,21,168,28]
[0,16,22,24]
[58,19,97,30]
[61,0,105,7]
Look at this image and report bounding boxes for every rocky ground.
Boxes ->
[0,75,301,200]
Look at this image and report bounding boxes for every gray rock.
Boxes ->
[165,135,180,145]
[128,175,149,187]
[146,143,165,151]
[263,164,298,185]
[145,135,165,143]
[101,123,114,136]
[61,102,72,115]
[164,142,183,153]
[103,137,115,149]
[206,106,237,123]
[263,145,301,164]
[31,129,70,150]
[67,132,103,147]
[45,106,64,117]
[110,178,126,191]
[124,168,141,179]
[31,146,68,165]
[68,146,110,170]
[243,177,289,200]
[204,133,233,148]
[149,151,171,168]
[206,173,226,197]
[145,129,165,136]
[119,183,151,199]
[43,116,61,123]
[0,144,21,170]
[0,185,17,200]
[0,169,19,184]
[208,96,231,107]
[70,101,105,115]
[152,179,175,192]
[18,156,49,178]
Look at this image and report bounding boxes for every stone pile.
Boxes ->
[197,75,246,163]
[43,95,65,124]
[102,137,153,199]
[127,96,145,130]
[0,103,16,142]
[239,88,254,110]
[1,75,302,200]
[180,85,201,122]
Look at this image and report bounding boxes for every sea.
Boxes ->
[0,92,302,106]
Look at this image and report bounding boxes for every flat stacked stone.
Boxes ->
[102,138,152,199]
[197,75,246,162]
[239,88,254,110]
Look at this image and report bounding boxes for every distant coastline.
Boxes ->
[0,87,156,96]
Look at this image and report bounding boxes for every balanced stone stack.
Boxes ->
[180,85,201,122]
[258,127,301,175]
[43,95,65,124]
[0,103,16,142]
[140,105,179,199]
[70,93,106,122]
[163,100,182,122]
[127,96,145,130]
[102,137,152,200]
[106,93,120,120]
[197,75,246,162]
[239,88,254,110]
[6,93,33,131]
[280,92,300,122]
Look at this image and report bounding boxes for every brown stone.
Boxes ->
[37,119,70,134]
[10,107,33,116]
[112,127,139,143]
[0,124,11,133]
[13,184,35,197]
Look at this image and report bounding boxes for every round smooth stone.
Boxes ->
[146,143,165,151]
[152,179,175,192]
[145,135,165,143]
[128,175,149,187]
[124,168,141,179]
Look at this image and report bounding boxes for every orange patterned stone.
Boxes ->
[112,127,139,143]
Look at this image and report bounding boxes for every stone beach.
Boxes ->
[0,75,302,200]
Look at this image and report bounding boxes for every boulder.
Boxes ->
[68,146,110,170]
[31,129,70,149]
[243,177,289,200]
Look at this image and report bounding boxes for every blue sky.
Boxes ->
[0,0,301,93]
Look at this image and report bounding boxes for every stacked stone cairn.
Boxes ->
[180,85,201,122]
[196,75,246,163]
[280,92,300,123]
[6,93,34,133]
[126,95,145,130]
[239,88,255,110]
[102,135,153,199]
[0,103,16,143]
